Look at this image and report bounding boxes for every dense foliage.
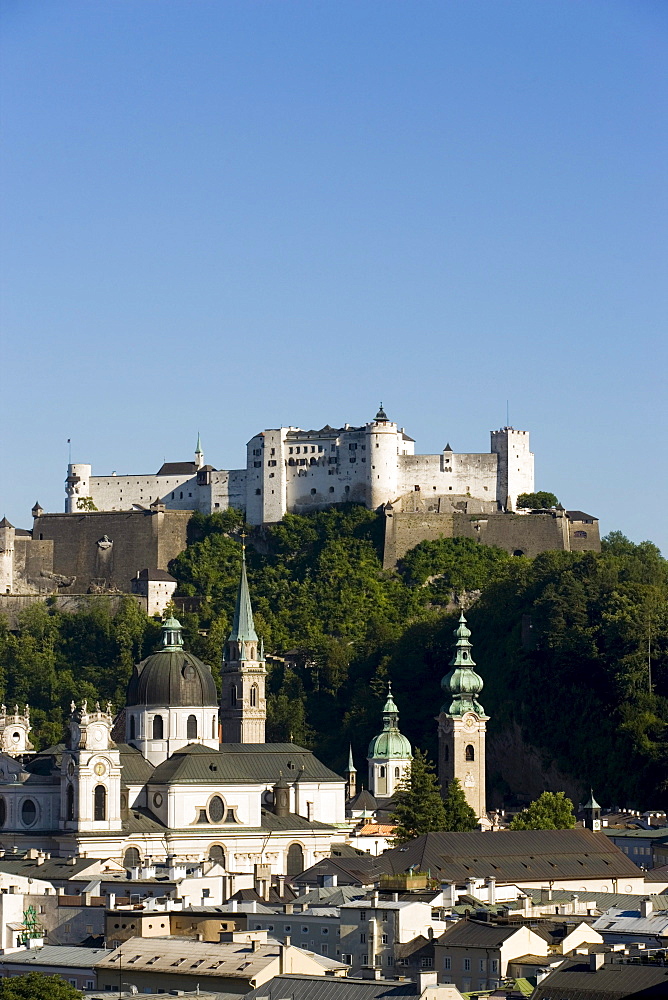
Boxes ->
[516,491,559,509]
[1,506,667,809]
[390,749,447,843]
[442,777,479,832]
[0,974,81,999]
[510,791,576,830]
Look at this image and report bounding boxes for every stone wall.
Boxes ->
[383,494,600,567]
[0,593,146,629]
[33,510,191,594]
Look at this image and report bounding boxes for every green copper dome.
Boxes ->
[367,683,412,760]
[441,613,488,718]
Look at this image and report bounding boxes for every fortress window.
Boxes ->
[94,784,107,821]
[574,530,587,538]
[318,446,323,452]
[214,503,220,508]
[349,443,357,450]
[254,462,261,468]
[152,715,164,740]
[329,487,335,493]
[310,488,317,495]
[513,549,524,557]
[349,458,356,464]
[296,447,300,454]
[187,715,198,740]
[179,492,183,499]
[289,447,294,454]
[255,489,261,495]
[331,445,336,452]
[414,485,420,491]
[465,745,475,762]
[171,493,174,499]
[345,486,350,493]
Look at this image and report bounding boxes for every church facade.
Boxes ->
[0,558,347,875]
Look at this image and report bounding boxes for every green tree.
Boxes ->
[516,491,559,509]
[390,749,447,844]
[510,791,576,830]
[0,973,81,999]
[443,777,478,831]
[75,496,97,511]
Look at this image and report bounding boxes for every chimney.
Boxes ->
[589,952,604,972]
[440,881,456,908]
[284,903,293,914]
[465,878,476,897]
[417,971,438,995]
[230,899,238,912]
[485,877,496,905]
[107,892,116,909]
[640,898,652,918]
[66,856,76,866]
[277,875,286,896]
[284,934,291,947]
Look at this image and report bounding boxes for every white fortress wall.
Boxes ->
[87,474,198,511]
[398,452,500,502]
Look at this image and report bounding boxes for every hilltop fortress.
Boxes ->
[66,406,535,521]
[1,408,600,614]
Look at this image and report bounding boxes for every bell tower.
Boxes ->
[60,701,122,834]
[583,790,601,831]
[220,539,266,744]
[437,614,488,821]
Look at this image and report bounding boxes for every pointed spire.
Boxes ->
[229,537,258,642]
[195,432,203,455]
[375,402,388,421]
[583,789,601,810]
[347,744,356,773]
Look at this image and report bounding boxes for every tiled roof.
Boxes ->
[377,829,642,882]
[156,462,198,475]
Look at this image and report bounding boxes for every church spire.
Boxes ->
[441,613,487,718]
[229,538,258,643]
[195,432,204,470]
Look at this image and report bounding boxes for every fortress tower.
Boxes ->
[220,544,267,743]
[0,518,15,594]
[490,427,534,510]
[437,613,488,821]
[65,463,92,513]
[366,404,401,509]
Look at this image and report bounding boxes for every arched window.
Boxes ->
[129,715,136,740]
[187,715,197,740]
[230,685,237,707]
[394,767,400,778]
[21,799,36,827]
[124,847,140,868]
[287,842,304,877]
[94,784,107,821]
[209,844,226,865]
[379,766,386,778]
[66,784,74,822]
[152,715,164,740]
[513,549,524,557]
[250,684,258,707]
[465,744,475,762]
[443,745,449,762]
[212,715,217,739]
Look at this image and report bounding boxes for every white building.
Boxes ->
[64,408,534,523]
[0,562,348,875]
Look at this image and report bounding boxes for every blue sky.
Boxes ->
[2,1,666,551]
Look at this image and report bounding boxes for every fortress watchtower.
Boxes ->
[490,427,534,510]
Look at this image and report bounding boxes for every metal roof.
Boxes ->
[156,462,198,475]
[377,829,642,883]
[244,974,419,1000]
[438,918,527,949]
[127,648,218,708]
[150,743,343,785]
[0,946,110,969]
[532,958,668,999]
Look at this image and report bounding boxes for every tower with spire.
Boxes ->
[220,539,267,744]
[367,683,412,798]
[194,432,204,470]
[437,613,489,821]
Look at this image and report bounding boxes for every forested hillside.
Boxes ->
[1,505,666,807]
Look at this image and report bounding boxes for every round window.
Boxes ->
[183,665,196,680]
[67,761,75,776]
[208,796,225,823]
[153,792,163,808]
[21,799,37,827]
[11,732,20,743]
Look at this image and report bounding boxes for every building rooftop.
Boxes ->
[533,958,668,999]
[0,946,110,969]
[437,918,527,949]
[156,462,198,476]
[377,829,642,883]
[244,974,422,1000]
[150,742,343,785]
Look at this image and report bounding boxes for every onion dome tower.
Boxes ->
[437,613,489,821]
[220,540,267,744]
[126,617,219,765]
[367,683,412,798]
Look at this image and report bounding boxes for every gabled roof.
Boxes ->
[156,462,198,476]
[566,510,597,521]
[377,829,642,883]
[437,918,528,948]
[350,789,378,810]
[532,958,668,999]
[292,855,384,886]
[244,975,419,1000]
[135,568,177,581]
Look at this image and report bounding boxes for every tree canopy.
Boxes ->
[0,973,81,999]
[390,749,447,844]
[510,791,576,830]
[443,777,479,831]
[516,491,559,509]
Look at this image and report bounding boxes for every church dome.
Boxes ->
[126,618,217,708]
[367,684,412,760]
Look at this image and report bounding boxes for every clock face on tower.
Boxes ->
[465,715,475,728]
[94,762,106,776]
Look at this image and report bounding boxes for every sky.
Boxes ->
[1,1,666,551]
